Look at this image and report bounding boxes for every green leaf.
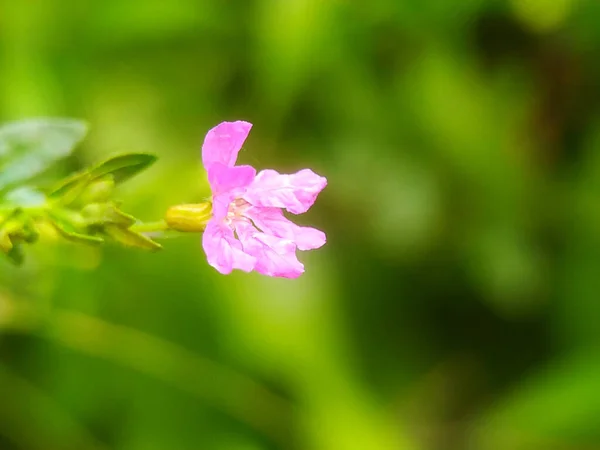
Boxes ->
[48,153,156,206]
[0,208,22,228]
[0,231,12,253]
[0,209,27,252]
[48,171,91,202]
[89,153,157,185]
[46,211,103,245]
[80,203,136,227]
[0,118,88,192]
[103,224,162,251]
[0,210,33,264]
[6,244,24,266]
[4,186,47,208]
[13,216,39,245]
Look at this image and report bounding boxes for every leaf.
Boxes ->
[80,202,136,227]
[11,215,39,245]
[6,244,24,266]
[4,186,47,208]
[0,230,12,253]
[103,224,162,251]
[0,209,28,252]
[0,210,39,264]
[46,211,103,245]
[48,171,91,202]
[0,208,23,228]
[0,210,27,265]
[0,118,88,192]
[48,153,156,206]
[108,207,136,227]
[89,153,157,185]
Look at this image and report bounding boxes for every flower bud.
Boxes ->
[78,176,115,205]
[165,202,212,232]
[80,203,107,223]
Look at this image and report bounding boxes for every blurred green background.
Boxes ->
[2,0,600,449]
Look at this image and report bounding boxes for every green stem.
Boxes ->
[129,220,170,234]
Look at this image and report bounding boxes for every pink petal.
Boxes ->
[202,121,252,169]
[207,162,256,196]
[243,169,327,214]
[235,221,304,278]
[202,219,255,274]
[211,193,232,221]
[245,206,326,251]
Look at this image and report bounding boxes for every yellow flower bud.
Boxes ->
[164,202,212,232]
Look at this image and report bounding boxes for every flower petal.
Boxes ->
[202,121,252,169]
[211,193,232,221]
[243,169,327,214]
[207,162,256,196]
[202,219,255,274]
[235,221,304,278]
[245,206,326,251]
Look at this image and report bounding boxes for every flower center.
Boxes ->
[225,198,250,225]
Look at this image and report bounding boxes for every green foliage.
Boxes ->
[1,1,600,450]
[89,153,158,184]
[46,210,104,246]
[49,153,157,203]
[103,224,162,251]
[0,120,163,264]
[0,119,87,193]
[0,209,39,265]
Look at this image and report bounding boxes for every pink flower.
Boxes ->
[201,121,327,278]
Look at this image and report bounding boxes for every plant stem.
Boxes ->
[129,220,170,234]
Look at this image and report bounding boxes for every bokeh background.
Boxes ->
[1,0,600,449]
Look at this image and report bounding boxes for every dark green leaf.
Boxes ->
[0,211,27,265]
[49,153,156,206]
[0,230,12,253]
[104,224,162,251]
[89,153,157,185]
[0,210,39,263]
[46,211,103,245]
[48,171,91,202]
[6,243,24,266]
[20,219,39,244]
[0,118,88,192]
[0,209,25,253]
[81,202,136,227]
